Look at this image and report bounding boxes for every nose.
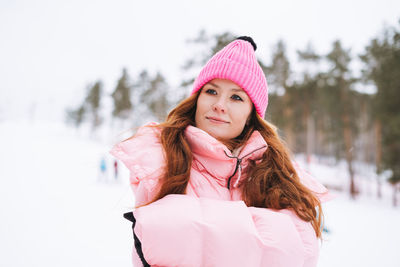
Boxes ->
[212,97,226,113]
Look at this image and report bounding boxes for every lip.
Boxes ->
[206,116,229,124]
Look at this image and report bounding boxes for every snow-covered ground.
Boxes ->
[1,120,399,267]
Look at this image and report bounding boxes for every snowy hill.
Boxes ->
[0,120,399,267]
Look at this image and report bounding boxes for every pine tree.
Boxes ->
[131,70,151,126]
[324,40,358,199]
[266,40,294,149]
[111,68,132,120]
[85,80,103,130]
[65,105,85,128]
[361,20,400,205]
[141,72,170,122]
[295,43,321,162]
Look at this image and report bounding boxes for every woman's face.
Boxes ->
[195,79,253,141]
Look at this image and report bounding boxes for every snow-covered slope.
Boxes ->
[0,120,399,267]
[0,120,134,267]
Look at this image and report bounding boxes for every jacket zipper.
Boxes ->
[227,158,242,190]
[225,145,267,189]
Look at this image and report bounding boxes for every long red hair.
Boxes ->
[145,91,323,238]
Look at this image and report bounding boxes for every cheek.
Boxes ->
[232,105,252,125]
[230,113,247,131]
[196,95,207,112]
[195,96,206,124]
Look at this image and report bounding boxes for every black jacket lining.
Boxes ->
[124,212,150,267]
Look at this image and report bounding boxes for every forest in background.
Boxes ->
[66,20,400,205]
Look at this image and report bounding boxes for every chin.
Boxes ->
[198,122,237,140]
[207,129,232,141]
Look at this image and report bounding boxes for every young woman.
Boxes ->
[111,36,332,267]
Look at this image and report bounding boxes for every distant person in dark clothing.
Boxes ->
[114,160,118,180]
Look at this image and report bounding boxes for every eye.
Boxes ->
[205,88,217,95]
[231,94,243,101]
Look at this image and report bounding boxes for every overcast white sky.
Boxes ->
[1,0,399,121]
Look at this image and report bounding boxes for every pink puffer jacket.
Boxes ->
[110,123,332,267]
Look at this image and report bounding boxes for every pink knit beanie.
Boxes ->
[191,36,268,118]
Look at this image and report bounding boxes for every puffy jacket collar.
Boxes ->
[184,125,268,188]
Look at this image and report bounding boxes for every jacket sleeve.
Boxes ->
[133,194,314,267]
[293,161,335,203]
[109,123,165,206]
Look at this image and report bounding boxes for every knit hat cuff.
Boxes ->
[192,58,268,117]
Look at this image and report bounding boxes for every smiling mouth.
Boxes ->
[206,116,229,124]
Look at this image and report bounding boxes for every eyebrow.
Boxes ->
[207,82,244,93]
